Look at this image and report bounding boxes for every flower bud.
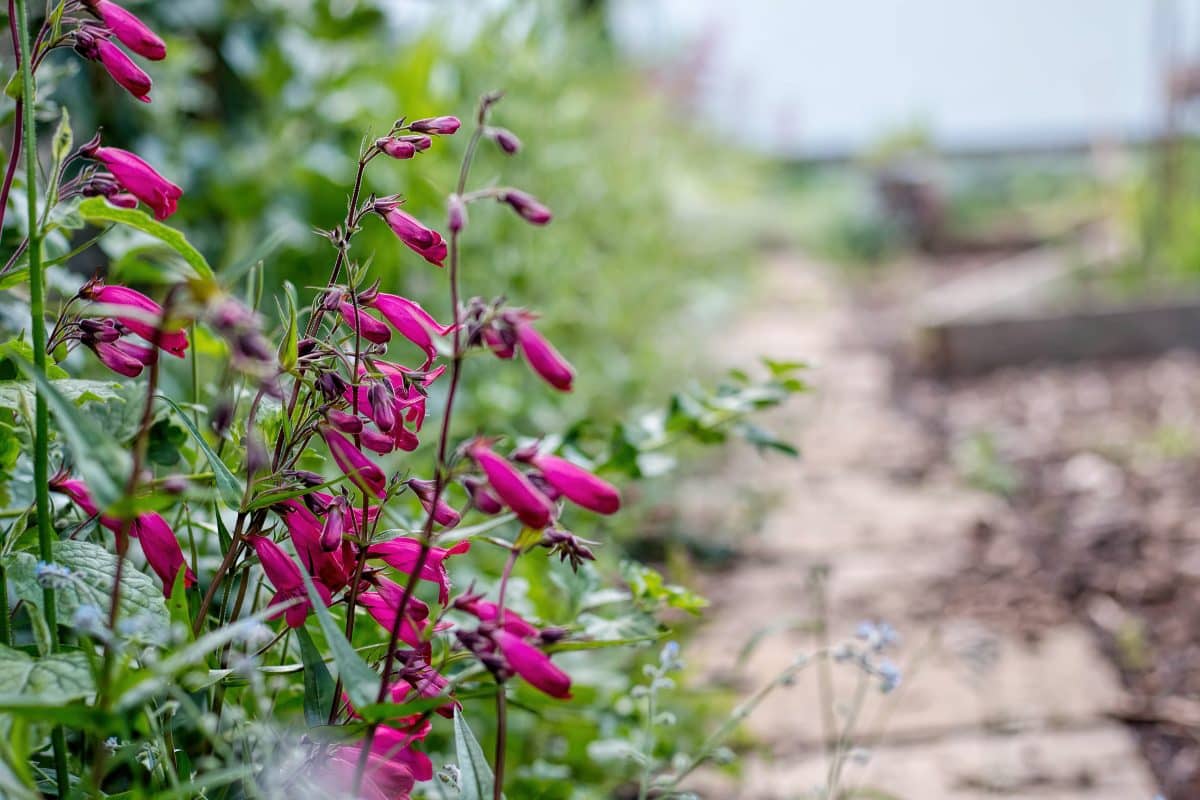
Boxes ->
[499,189,552,225]
[326,408,363,435]
[462,476,504,515]
[86,0,166,60]
[407,478,461,528]
[316,371,348,401]
[397,134,432,151]
[515,318,574,391]
[488,127,522,155]
[376,137,417,160]
[447,194,467,234]
[359,427,396,456]
[409,116,461,135]
[320,496,347,552]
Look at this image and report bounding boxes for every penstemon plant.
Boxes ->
[0,3,806,799]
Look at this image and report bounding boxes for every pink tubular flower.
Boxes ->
[529,454,621,515]
[495,629,572,699]
[376,137,416,160]
[374,202,447,267]
[339,302,392,345]
[456,596,540,638]
[320,741,415,800]
[516,318,574,391]
[275,499,349,591]
[360,427,396,455]
[408,116,461,135]
[499,189,552,225]
[367,537,470,605]
[248,535,330,628]
[85,145,182,219]
[462,476,504,515]
[80,281,189,357]
[406,478,461,528]
[88,0,166,60]
[89,338,154,377]
[95,37,153,102]
[326,408,363,434]
[366,293,451,367]
[132,512,196,593]
[321,427,387,498]
[468,441,555,529]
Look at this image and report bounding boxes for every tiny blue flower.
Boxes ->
[34,561,72,589]
[877,659,902,694]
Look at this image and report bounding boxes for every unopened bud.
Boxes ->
[448,194,467,234]
[488,127,521,155]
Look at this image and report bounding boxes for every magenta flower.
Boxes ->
[79,281,189,356]
[408,116,461,135]
[488,127,522,155]
[396,134,432,151]
[495,629,572,699]
[84,145,182,219]
[468,441,555,529]
[367,537,470,605]
[528,454,621,515]
[319,729,421,800]
[483,326,516,359]
[95,36,153,102]
[376,137,416,160]
[339,302,392,345]
[321,427,387,498]
[89,338,154,377]
[132,512,196,593]
[455,596,540,638]
[274,500,349,592]
[462,476,504,515]
[406,478,461,528]
[516,318,574,391]
[360,427,397,456]
[248,535,331,628]
[374,201,447,267]
[499,189,552,225]
[87,0,166,60]
[365,293,451,367]
[325,408,363,434]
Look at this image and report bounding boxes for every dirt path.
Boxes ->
[682,253,1157,799]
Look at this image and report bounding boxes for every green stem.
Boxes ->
[15,0,69,792]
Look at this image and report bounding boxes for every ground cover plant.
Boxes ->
[0,2,812,797]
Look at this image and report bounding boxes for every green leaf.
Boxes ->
[158,395,244,508]
[11,358,130,510]
[454,709,498,800]
[296,625,334,728]
[7,540,170,644]
[0,645,93,704]
[0,338,67,379]
[77,197,215,283]
[300,569,378,709]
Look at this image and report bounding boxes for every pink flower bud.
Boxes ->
[132,512,196,594]
[376,137,417,160]
[79,281,189,356]
[367,381,397,432]
[84,145,182,219]
[462,476,504,515]
[530,454,620,515]
[89,339,151,377]
[499,189,552,225]
[326,408,363,435]
[320,496,347,552]
[483,326,516,359]
[515,319,574,391]
[91,35,153,102]
[468,441,555,529]
[107,192,139,209]
[398,134,432,151]
[455,596,540,638]
[488,127,521,155]
[408,116,461,135]
[494,629,572,699]
[321,427,387,498]
[89,0,165,60]
[338,302,391,345]
[374,202,448,267]
[406,478,461,529]
[447,194,467,234]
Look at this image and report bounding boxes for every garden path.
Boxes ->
[681,253,1157,799]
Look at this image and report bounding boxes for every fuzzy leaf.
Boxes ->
[454,709,499,800]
